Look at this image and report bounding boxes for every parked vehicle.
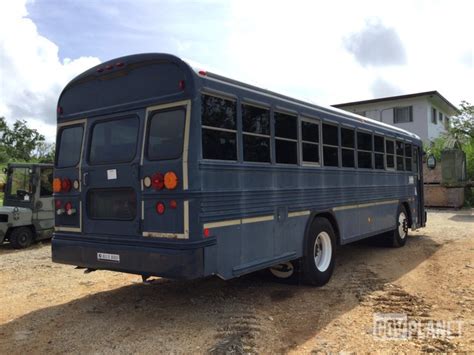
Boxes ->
[0,163,54,249]
[52,53,425,285]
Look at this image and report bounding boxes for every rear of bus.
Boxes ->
[52,53,212,279]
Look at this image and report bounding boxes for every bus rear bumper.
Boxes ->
[52,234,215,280]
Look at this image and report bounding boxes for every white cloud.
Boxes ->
[0,0,101,141]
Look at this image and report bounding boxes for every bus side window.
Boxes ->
[242,104,270,163]
[322,123,339,167]
[274,112,298,164]
[396,141,405,170]
[357,131,373,169]
[341,127,355,168]
[405,143,413,171]
[201,94,237,161]
[374,135,385,170]
[301,119,320,164]
[386,139,395,169]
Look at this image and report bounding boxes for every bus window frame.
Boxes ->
[55,121,86,169]
[87,115,140,166]
[300,116,321,167]
[385,137,396,171]
[200,92,239,163]
[340,124,356,169]
[274,109,299,166]
[356,127,373,170]
[322,121,340,168]
[241,101,272,165]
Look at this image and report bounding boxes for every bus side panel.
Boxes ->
[215,225,242,280]
[283,214,308,258]
[241,220,274,264]
[336,209,360,242]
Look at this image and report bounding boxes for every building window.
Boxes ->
[386,139,395,169]
[201,94,237,161]
[242,104,270,163]
[301,119,320,164]
[444,117,450,130]
[394,106,413,123]
[374,135,385,170]
[431,107,437,124]
[275,112,298,164]
[357,131,372,169]
[438,112,443,123]
[323,123,339,167]
[396,141,405,170]
[341,127,355,168]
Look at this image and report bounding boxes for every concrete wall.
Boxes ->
[337,97,450,143]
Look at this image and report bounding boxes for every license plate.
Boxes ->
[97,252,120,263]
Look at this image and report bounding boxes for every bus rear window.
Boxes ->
[57,125,84,168]
[89,117,139,164]
[147,109,185,160]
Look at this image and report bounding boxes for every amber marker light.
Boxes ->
[53,178,62,193]
[164,171,178,190]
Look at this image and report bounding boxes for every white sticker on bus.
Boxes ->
[97,252,120,262]
[408,176,414,184]
[107,169,117,180]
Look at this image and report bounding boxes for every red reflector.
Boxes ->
[204,228,210,238]
[169,200,177,209]
[156,202,165,215]
[106,64,113,70]
[179,80,185,90]
[198,70,207,76]
[65,202,72,211]
[57,106,63,115]
[55,200,62,209]
[61,178,71,192]
[151,172,164,190]
[115,62,124,67]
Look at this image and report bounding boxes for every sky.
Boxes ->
[0,0,473,142]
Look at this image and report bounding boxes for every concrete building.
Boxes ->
[332,91,459,143]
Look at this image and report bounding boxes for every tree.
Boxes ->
[443,101,474,150]
[0,118,46,161]
[33,142,56,163]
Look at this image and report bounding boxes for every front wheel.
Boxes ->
[9,227,34,249]
[301,217,336,286]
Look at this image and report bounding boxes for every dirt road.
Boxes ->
[0,210,473,354]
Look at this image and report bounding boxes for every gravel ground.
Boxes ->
[0,210,473,354]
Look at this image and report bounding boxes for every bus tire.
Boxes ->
[302,217,336,286]
[9,227,34,249]
[391,204,408,248]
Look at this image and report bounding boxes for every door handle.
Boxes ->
[83,172,89,186]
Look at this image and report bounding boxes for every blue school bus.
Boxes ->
[52,53,426,286]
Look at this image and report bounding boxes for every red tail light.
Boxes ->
[151,172,164,190]
[156,202,165,215]
[61,178,71,192]
[55,200,62,209]
[204,228,210,238]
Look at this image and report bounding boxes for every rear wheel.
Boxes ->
[9,227,34,249]
[302,217,336,286]
[391,205,408,248]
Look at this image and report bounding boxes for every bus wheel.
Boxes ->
[391,205,408,248]
[302,217,336,286]
[269,261,298,281]
[9,227,34,249]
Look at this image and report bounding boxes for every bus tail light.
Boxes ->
[53,178,62,193]
[61,178,71,192]
[156,202,165,215]
[179,80,185,90]
[204,228,211,238]
[151,173,164,190]
[164,171,178,190]
[55,200,62,209]
[65,202,76,216]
